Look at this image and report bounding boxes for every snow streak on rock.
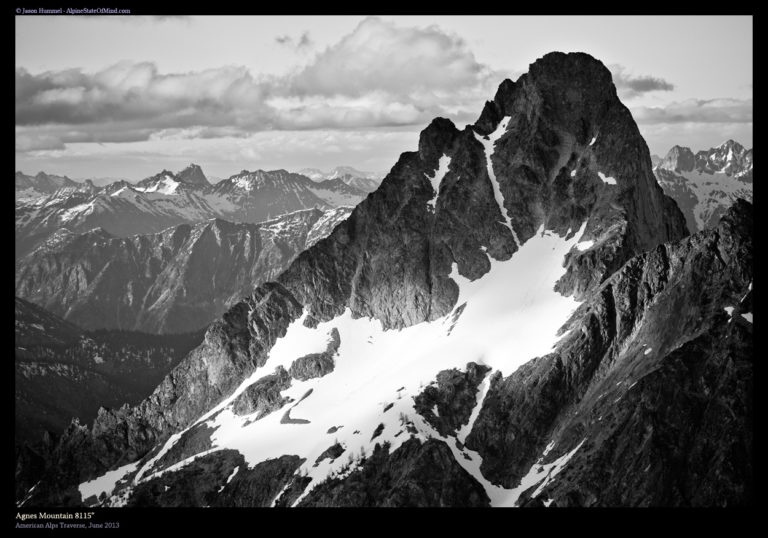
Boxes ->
[425,154,452,209]
[473,116,521,248]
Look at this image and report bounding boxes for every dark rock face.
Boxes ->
[127,450,243,507]
[16,208,351,334]
[414,362,491,437]
[176,163,210,187]
[231,366,292,417]
[298,439,490,507]
[151,422,217,472]
[658,145,696,172]
[465,200,752,506]
[212,455,305,507]
[288,328,339,381]
[314,442,345,466]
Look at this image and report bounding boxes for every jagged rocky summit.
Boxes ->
[18,52,751,508]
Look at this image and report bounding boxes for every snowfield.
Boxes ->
[92,218,591,507]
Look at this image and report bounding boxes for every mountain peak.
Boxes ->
[418,117,459,166]
[718,139,740,149]
[659,145,695,172]
[177,163,210,187]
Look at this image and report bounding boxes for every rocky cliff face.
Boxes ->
[653,140,753,232]
[18,52,750,508]
[465,199,752,506]
[16,207,352,334]
[176,164,211,188]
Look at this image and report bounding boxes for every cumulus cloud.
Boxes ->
[290,17,493,97]
[633,98,753,124]
[18,17,747,160]
[609,64,675,99]
[16,17,500,153]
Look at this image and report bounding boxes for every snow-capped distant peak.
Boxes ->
[135,175,180,195]
[234,176,254,192]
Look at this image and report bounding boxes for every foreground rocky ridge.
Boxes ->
[16,207,352,334]
[466,199,752,506]
[18,52,750,508]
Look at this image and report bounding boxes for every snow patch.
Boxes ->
[644,348,652,356]
[589,135,598,146]
[79,461,138,502]
[598,171,617,185]
[425,154,452,209]
[741,312,752,323]
[234,176,253,192]
[724,306,734,318]
[574,240,594,252]
[59,201,94,221]
[218,466,239,493]
[137,176,180,195]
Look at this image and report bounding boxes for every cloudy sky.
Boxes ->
[16,15,752,181]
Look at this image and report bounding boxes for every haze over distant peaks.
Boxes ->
[296,166,383,192]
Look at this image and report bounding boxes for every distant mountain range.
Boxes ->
[653,140,752,231]
[15,164,367,258]
[16,171,84,201]
[17,207,353,334]
[297,166,383,192]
